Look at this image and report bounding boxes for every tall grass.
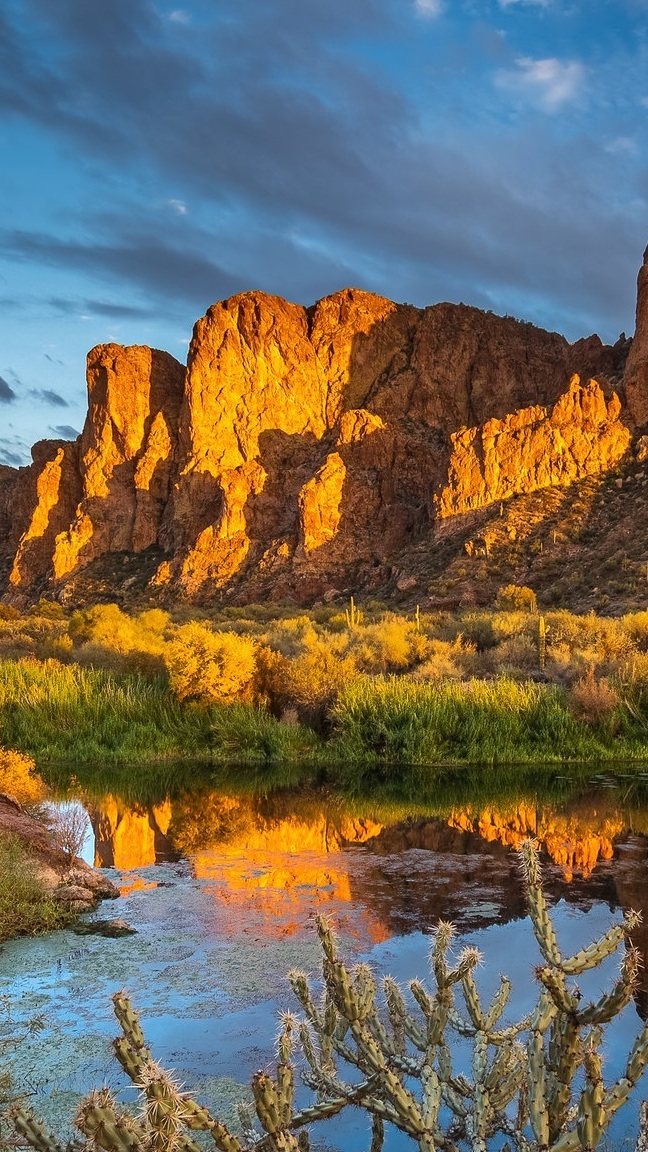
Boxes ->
[330,676,646,790]
[0,660,325,772]
[0,835,71,941]
[0,661,213,763]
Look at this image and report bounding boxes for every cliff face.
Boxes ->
[624,245,648,426]
[1,250,646,607]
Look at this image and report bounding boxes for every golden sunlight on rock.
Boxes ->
[436,377,630,518]
[448,801,622,880]
[3,256,637,603]
[90,796,174,870]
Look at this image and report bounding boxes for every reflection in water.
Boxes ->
[85,776,648,1013]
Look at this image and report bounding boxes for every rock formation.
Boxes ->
[1,246,647,607]
[624,244,648,426]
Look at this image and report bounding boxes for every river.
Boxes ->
[3,768,648,1150]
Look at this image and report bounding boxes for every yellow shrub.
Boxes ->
[69,604,169,675]
[349,617,427,674]
[0,748,47,806]
[165,622,257,704]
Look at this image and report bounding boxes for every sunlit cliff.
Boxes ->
[2,245,647,608]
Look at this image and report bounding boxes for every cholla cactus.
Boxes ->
[6,840,648,1152]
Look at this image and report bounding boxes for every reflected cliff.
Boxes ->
[84,778,648,947]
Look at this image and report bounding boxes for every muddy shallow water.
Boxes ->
[4,772,648,1150]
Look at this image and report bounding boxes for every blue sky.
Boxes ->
[0,0,647,466]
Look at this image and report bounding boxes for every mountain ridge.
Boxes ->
[1,254,646,612]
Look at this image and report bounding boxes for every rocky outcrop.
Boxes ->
[1,247,647,606]
[436,376,631,517]
[8,440,82,594]
[625,245,648,426]
[51,345,185,579]
[0,793,119,914]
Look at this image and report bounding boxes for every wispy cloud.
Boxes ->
[29,388,69,407]
[168,199,187,216]
[498,0,550,8]
[0,375,17,403]
[605,136,637,156]
[168,9,190,23]
[414,0,444,17]
[50,425,80,439]
[495,56,585,111]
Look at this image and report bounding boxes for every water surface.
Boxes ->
[4,769,648,1150]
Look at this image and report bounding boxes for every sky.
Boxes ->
[1,0,648,467]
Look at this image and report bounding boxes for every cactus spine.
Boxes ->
[6,841,648,1152]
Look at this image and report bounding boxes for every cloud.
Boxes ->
[498,0,550,7]
[0,375,16,402]
[50,424,80,439]
[168,199,187,216]
[48,296,158,319]
[495,56,585,110]
[0,446,23,466]
[0,230,248,311]
[30,388,69,407]
[605,136,637,156]
[168,9,190,23]
[414,0,444,16]
[0,435,27,466]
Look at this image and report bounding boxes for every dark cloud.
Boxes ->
[50,424,80,439]
[30,388,69,407]
[44,352,64,365]
[0,375,16,402]
[0,436,25,465]
[48,295,163,320]
[2,230,248,311]
[0,0,646,345]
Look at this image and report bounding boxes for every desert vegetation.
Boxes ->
[0,749,74,941]
[3,595,648,780]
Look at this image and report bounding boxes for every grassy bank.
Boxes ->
[0,835,72,943]
[0,659,321,771]
[3,659,648,789]
[331,675,648,789]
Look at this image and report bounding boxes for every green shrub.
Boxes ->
[0,835,70,942]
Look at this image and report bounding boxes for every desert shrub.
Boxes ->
[569,668,620,728]
[0,747,47,806]
[260,616,322,657]
[349,616,428,673]
[165,622,257,705]
[490,610,536,644]
[410,637,471,680]
[69,603,169,675]
[496,583,537,612]
[493,634,539,675]
[27,599,65,620]
[0,605,20,621]
[0,834,70,941]
[621,611,648,650]
[453,612,497,651]
[262,641,356,731]
[46,801,91,864]
[547,611,632,662]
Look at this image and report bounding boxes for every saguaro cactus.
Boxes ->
[6,841,648,1152]
[537,615,549,671]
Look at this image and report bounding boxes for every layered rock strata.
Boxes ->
[1,249,647,605]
